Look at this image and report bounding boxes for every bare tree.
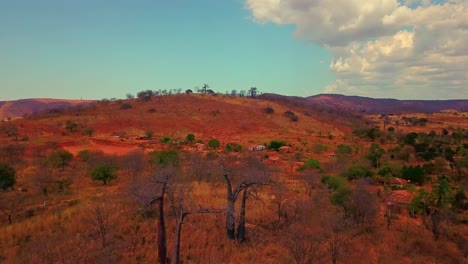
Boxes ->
[283,228,323,264]
[131,165,177,264]
[221,154,271,242]
[86,201,114,248]
[168,185,220,264]
[322,214,351,264]
[120,150,146,182]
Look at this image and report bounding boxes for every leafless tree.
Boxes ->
[283,228,323,264]
[322,214,351,264]
[168,185,221,264]
[120,150,146,182]
[270,181,301,229]
[87,202,113,248]
[220,154,271,242]
[131,165,178,264]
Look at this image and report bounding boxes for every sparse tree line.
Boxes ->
[117,86,262,103]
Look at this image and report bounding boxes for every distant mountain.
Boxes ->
[260,93,468,114]
[0,98,94,119]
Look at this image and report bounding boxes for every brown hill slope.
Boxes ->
[12,94,349,155]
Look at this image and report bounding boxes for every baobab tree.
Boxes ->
[220,154,271,242]
[131,159,179,264]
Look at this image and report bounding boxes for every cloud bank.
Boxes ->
[246,0,468,99]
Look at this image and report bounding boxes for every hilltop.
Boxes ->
[3,93,468,120]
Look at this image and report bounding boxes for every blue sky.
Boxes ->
[0,0,333,100]
[1,0,466,100]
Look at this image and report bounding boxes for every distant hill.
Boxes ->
[260,93,468,114]
[0,98,94,119]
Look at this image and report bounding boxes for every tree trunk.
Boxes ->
[158,187,168,264]
[172,213,185,264]
[237,189,247,243]
[224,175,236,240]
[226,198,236,240]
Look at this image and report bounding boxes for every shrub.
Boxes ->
[82,127,94,137]
[148,150,179,167]
[321,175,346,191]
[269,140,286,151]
[284,110,298,122]
[0,162,16,190]
[208,139,220,149]
[225,142,243,152]
[120,103,133,110]
[312,143,328,154]
[401,165,426,185]
[341,162,373,181]
[160,136,172,144]
[147,108,156,113]
[298,158,322,171]
[263,107,274,114]
[336,144,353,155]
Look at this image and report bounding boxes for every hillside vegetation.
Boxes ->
[0,93,467,263]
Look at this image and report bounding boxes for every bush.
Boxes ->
[147,108,156,113]
[208,139,220,149]
[91,164,117,185]
[225,142,243,152]
[269,140,286,151]
[186,134,195,143]
[341,162,373,181]
[263,107,274,114]
[0,162,16,190]
[298,158,322,171]
[148,150,179,167]
[312,143,328,154]
[48,150,73,171]
[120,103,133,110]
[82,127,94,137]
[284,110,298,122]
[401,165,426,185]
[160,136,172,144]
[336,144,353,155]
[321,175,346,191]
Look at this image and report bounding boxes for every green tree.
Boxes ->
[0,162,16,190]
[148,150,179,167]
[366,143,385,170]
[208,138,220,149]
[48,150,73,171]
[401,165,426,185]
[65,120,78,132]
[83,127,94,137]
[91,164,117,185]
[186,134,195,143]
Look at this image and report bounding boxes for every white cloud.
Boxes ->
[246,0,468,99]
